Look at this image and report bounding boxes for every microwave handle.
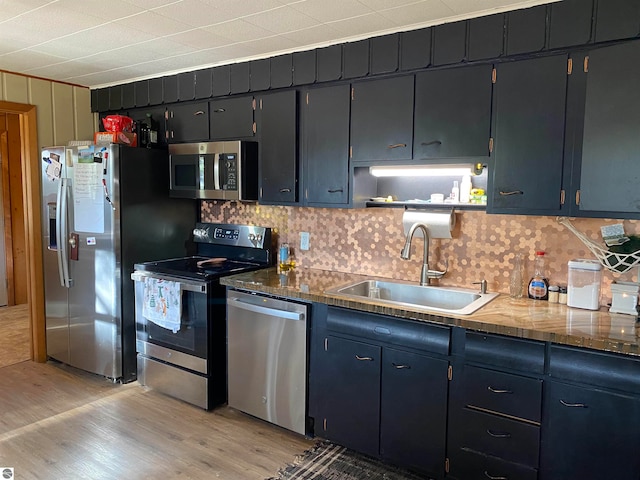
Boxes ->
[213,153,221,190]
[198,155,206,190]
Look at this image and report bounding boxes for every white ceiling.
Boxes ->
[0,0,559,89]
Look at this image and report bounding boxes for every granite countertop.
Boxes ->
[220,267,640,357]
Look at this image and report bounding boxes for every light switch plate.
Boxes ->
[300,232,310,251]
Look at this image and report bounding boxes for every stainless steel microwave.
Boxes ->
[169,141,258,201]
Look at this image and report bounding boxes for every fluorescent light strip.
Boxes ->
[369,166,474,177]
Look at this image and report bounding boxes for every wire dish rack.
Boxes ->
[557,217,640,274]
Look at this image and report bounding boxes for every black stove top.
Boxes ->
[134,256,265,281]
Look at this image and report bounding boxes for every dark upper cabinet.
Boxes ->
[316,45,342,82]
[177,72,195,101]
[230,63,250,94]
[212,65,231,97]
[400,27,431,71]
[433,21,467,66]
[573,41,640,217]
[414,64,493,160]
[91,89,98,112]
[163,75,179,104]
[194,68,212,99]
[257,90,298,204]
[350,75,414,163]
[166,101,209,143]
[109,85,122,111]
[540,381,640,480]
[127,106,167,147]
[122,83,135,109]
[506,5,548,55]
[293,50,316,85]
[271,54,293,88]
[489,54,568,215]
[250,59,270,92]
[148,78,163,106]
[96,88,110,112]
[549,0,594,49]
[468,14,505,61]
[370,33,399,75]
[594,0,640,43]
[343,40,370,79]
[209,96,255,140]
[134,80,149,107]
[302,84,350,206]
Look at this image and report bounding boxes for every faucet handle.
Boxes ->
[473,279,488,294]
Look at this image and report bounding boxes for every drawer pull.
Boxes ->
[387,143,407,149]
[392,363,411,369]
[560,399,587,408]
[487,386,513,394]
[355,355,374,361]
[486,429,511,439]
[484,471,508,480]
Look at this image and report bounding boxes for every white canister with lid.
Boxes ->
[567,259,602,310]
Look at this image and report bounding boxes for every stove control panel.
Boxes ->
[193,223,271,249]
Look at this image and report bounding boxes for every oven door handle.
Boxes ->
[131,272,207,294]
[228,297,304,321]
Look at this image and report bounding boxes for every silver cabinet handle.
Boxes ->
[484,471,508,480]
[228,297,304,321]
[486,429,511,438]
[560,399,587,408]
[499,190,524,196]
[355,355,373,361]
[387,143,407,149]
[279,188,292,193]
[487,386,513,394]
[193,110,205,115]
[392,363,411,369]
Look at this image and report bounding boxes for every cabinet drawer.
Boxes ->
[455,408,540,468]
[327,307,450,355]
[459,365,542,422]
[465,331,545,373]
[449,447,538,480]
[549,345,640,394]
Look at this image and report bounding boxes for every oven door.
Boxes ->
[132,271,209,368]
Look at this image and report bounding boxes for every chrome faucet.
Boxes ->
[401,222,447,286]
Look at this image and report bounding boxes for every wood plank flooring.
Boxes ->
[0,361,314,479]
[0,303,30,368]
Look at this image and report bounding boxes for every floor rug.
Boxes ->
[268,440,430,480]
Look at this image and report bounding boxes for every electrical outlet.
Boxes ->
[300,232,310,251]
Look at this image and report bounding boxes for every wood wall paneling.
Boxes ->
[52,82,75,145]
[74,87,94,141]
[0,75,4,101]
[28,78,54,148]
[3,74,29,104]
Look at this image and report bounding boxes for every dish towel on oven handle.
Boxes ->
[142,277,182,333]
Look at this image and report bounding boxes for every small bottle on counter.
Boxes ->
[528,251,549,300]
[509,253,524,298]
[279,244,290,271]
[558,286,568,305]
[548,285,560,303]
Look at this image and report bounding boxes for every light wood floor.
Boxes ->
[1,361,314,479]
[0,303,31,368]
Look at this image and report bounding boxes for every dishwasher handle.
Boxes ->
[228,297,304,321]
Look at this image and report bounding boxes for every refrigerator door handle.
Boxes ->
[57,178,71,288]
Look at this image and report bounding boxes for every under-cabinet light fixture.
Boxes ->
[369,164,484,177]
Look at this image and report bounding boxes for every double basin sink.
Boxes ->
[325,279,499,315]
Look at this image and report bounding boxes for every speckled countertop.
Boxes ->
[220,267,640,357]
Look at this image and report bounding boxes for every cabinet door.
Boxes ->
[303,85,350,206]
[209,96,255,140]
[594,0,640,42]
[258,90,298,204]
[380,348,448,477]
[166,102,209,143]
[540,381,640,480]
[577,42,640,215]
[414,64,492,160]
[350,76,414,163]
[320,336,381,457]
[489,55,568,214]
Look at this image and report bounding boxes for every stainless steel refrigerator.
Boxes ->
[41,144,196,383]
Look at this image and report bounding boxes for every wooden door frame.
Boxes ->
[0,101,45,362]
[0,131,16,305]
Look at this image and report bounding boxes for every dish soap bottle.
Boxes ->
[460,175,472,203]
[528,251,549,300]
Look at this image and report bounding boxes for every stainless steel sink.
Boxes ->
[325,279,499,315]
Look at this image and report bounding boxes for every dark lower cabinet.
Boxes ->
[489,54,568,215]
[320,335,381,457]
[257,90,298,204]
[449,448,538,480]
[380,347,448,476]
[302,85,350,206]
[539,381,640,480]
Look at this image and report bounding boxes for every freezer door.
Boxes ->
[41,147,70,363]
[66,145,120,379]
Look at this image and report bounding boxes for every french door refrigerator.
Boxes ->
[41,144,196,382]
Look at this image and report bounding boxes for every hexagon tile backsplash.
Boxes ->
[202,200,640,305]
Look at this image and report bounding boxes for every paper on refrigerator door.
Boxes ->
[73,147,105,233]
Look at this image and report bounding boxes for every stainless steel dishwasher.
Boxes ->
[226,290,308,435]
